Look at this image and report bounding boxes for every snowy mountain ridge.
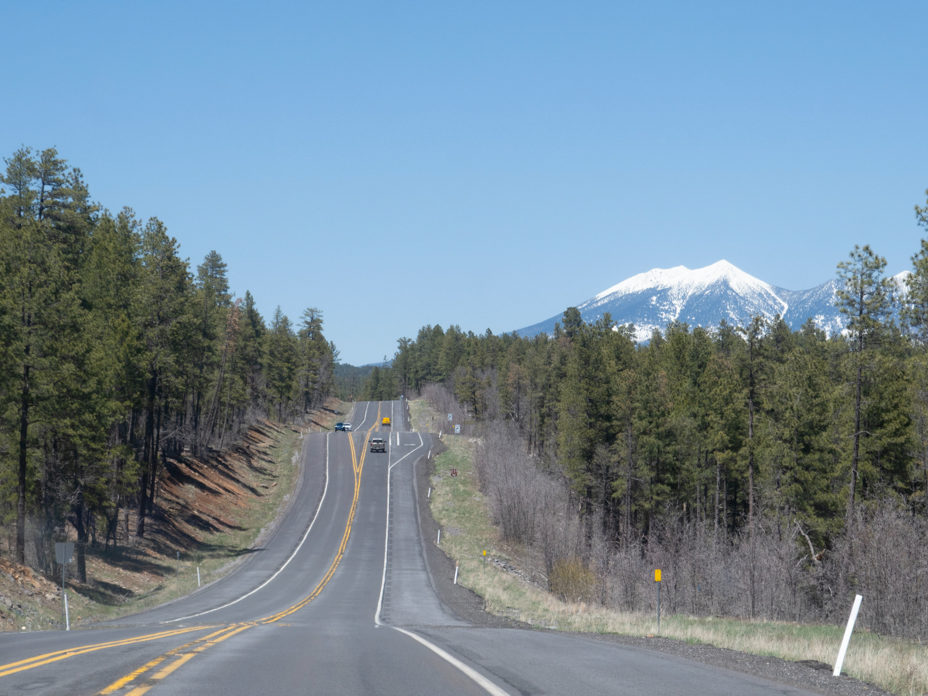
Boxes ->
[593,260,776,302]
[517,260,907,341]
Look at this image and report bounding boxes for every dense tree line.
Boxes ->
[332,363,379,401]
[375,195,928,637]
[387,244,928,544]
[0,147,335,581]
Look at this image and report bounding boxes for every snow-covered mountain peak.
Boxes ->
[516,260,868,341]
[592,260,781,307]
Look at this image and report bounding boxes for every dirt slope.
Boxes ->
[0,402,346,632]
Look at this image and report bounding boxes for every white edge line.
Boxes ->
[377,430,514,696]
[374,455,392,627]
[375,432,424,626]
[163,433,331,623]
[392,626,511,696]
[352,401,370,431]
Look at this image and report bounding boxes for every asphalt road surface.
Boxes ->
[0,400,828,695]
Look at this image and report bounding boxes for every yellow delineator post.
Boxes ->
[654,569,662,634]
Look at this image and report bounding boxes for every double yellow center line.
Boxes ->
[0,406,379,695]
[258,412,372,624]
[0,626,214,679]
[99,624,254,695]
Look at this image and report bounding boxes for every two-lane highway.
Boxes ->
[0,400,829,695]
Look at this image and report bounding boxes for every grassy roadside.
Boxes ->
[410,399,928,696]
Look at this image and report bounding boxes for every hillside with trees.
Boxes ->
[0,147,335,584]
[372,195,928,639]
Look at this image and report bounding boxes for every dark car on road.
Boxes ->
[335,422,352,432]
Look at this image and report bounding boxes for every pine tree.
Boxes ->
[81,208,144,548]
[135,218,193,537]
[238,291,267,411]
[0,147,95,565]
[190,250,231,451]
[836,245,894,519]
[265,308,298,420]
[296,308,333,412]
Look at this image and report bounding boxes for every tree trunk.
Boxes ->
[16,361,31,565]
[849,360,863,519]
[713,452,721,545]
[747,380,756,618]
[72,500,88,584]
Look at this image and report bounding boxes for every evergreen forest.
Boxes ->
[3,142,927,639]
[369,196,928,638]
[0,147,336,582]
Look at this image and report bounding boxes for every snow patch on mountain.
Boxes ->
[584,260,788,323]
[515,260,905,341]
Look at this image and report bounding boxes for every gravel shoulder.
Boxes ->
[413,440,892,696]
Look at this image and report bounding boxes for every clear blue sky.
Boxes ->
[3,1,926,365]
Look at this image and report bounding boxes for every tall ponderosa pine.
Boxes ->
[136,218,192,537]
[835,245,894,519]
[297,308,334,412]
[191,250,231,452]
[265,308,299,420]
[0,147,95,566]
[81,208,144,550]
[906,193,928,506]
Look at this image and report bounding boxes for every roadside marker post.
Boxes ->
[54,542,74,631]
[833,594,863,677]
[654,569,662,634]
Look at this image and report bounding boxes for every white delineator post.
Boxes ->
[833,594,863,677]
